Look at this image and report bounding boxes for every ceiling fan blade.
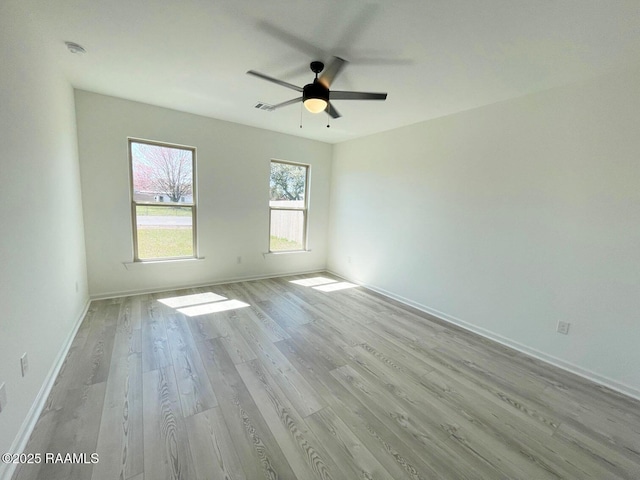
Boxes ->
[330,90,387,101]
[246,70,303,92]
[256,21,325,59]
[319,57,348,88]
[272,97,302,109]
[325,102,341,119]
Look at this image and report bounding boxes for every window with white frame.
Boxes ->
[129,139,196,261]
[269,160,309,252]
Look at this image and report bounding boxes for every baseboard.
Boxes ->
[90,268,326,300]
[327,269,640,402]
[0,299,91,480]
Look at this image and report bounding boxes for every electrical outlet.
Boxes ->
[0,382,6,413]
[20,353,29,377]
[236,256,242,264]
[75,281,79,293]
[557,321,571,335]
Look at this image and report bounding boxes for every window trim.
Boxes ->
[128,137,198,262]
[268,159,310,253]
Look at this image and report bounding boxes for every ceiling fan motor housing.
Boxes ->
[303,80,329,103]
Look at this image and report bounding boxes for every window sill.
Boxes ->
[263,250,311,258]
[123,257,205,270]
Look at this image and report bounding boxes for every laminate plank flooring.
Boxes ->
[12,273,640,480]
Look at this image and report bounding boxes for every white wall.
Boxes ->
[0,1,89,461]
[328,67,640,398]
[75,91,332,297]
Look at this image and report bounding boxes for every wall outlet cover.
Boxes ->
[557,321,571,335]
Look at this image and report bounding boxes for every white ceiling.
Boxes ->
[23,0,640,143]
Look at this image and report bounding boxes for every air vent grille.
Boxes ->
[254,102,275,111]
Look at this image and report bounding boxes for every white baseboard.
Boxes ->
[327,269,640,402]
[90,268,326,300]
[0,300,91,480]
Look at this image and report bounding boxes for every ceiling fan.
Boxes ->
[247,56,387,119]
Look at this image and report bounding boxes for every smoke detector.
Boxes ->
[65,42,86,54]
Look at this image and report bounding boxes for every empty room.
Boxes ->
[1,1,639,479]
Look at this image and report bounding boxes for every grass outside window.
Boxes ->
[136,227,193,259]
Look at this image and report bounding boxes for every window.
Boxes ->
[129,139,196,261]
[269,160,309,252]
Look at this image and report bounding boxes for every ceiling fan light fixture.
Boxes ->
[304,98,328,113]
[303,82,329,114]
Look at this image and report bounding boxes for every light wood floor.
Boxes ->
[12,273,640,480]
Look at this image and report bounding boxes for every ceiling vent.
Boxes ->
[254,102,275,111]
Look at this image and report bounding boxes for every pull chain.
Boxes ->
[299,102,303,129]
[326,104,331,128]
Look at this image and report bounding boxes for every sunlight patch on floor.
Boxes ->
[157,291,250,317]
[313,281,358,292]
[158,292,227,308]
[178,299,250,317]
[290,276,337,287]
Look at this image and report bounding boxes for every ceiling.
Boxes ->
[21,0,640,143]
